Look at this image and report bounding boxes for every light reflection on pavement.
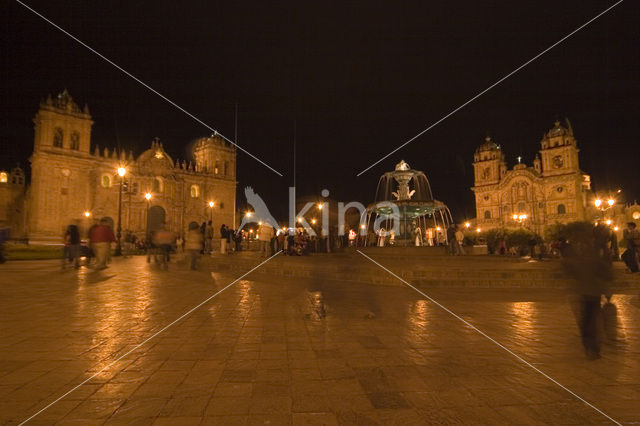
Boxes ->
[0,256,638,424]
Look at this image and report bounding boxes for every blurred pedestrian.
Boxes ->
[455,225,465,255]
[220,224,228,254]
[205,220,213,254]
[257,222,274,257]
[561,225,613,359]
[154,223,175,270]
[62,220,81,269]
[185,222,203,270]
[89,218,115,270]
[621,222,639,273]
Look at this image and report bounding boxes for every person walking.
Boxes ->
[205,220,213,254]
[220,224,228,254]
[154,224,175,270]
[184,222,203,270]
[455,226,465,255]
[89,218,115,270]
[561,228,613,360]
[622,222,639,273]
[257,223,274,257]
[62,220,82,269]
[446,224,457,255]
[277,229,285,253]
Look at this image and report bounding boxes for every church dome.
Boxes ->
[137,139,174,171]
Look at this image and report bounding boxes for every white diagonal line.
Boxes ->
[357,250,621,425]
[19,252,281,425]
[356,0,625,176]
[14,0,283,177]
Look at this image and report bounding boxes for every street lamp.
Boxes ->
[513,213,528,227]
[208,201,214,223]
[84,211,91,218]
[115,167,127,256]
[144,192,152,240]
[464,221,471,229]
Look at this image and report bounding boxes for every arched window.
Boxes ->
[131,182,138,194]
[557,204,566,215]
[70,132,80,150]
[224,161,229,176]
[101,174,111,188]
[484,210,491,219]
[190,184,200,198]
[53,128,63,148]
[152,177,162,193]
[214,161,220,175]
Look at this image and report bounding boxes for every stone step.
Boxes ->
[207,254,640,289]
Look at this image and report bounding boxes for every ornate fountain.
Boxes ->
[364,160,453,246]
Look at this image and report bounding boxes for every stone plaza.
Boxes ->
[0,253,639,425]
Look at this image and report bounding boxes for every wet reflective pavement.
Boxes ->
[0,256,639,425]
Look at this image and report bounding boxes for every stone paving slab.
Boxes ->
[0,257,639,424]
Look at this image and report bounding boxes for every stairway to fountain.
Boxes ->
[207,251,639,290]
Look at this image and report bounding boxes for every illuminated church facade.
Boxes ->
[0,90,236,239]
[472,120,592,235]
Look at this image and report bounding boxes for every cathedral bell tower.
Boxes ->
[473,136,505,186]
[539,119,580,176]
[33,90,93,154]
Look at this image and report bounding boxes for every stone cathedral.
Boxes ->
[472,119,592,235]
[0,90,236,239]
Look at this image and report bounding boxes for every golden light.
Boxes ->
[245,212,252,218]
[512,214,518,220]
[614,226,619,231]
[317,203,323,210]
[519,214,527,220]
[117,167,126,177]
[83,211,91,217]
[249,229,253,233]
[360,224,366,229]
[258,221,263,226]
[297,217,303,223]
[605,219,612,226]
[282,227,287,231]
[311,218,317,224]
[208,201,214,208]
[594,199,602,208]
[476,228,481,232]
[436,226,441,231]
[464,222,470,228]
[607,199,615,207]
[144,192,152,200]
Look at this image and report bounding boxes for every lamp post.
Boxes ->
[115,167,126,256]
[512,213,528,228]
[208,201,215,223]
[144,192,152,238]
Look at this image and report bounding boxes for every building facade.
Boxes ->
[472,120,592,235]
[1,90,236,239]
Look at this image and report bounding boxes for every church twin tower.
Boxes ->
[472,119,591,234]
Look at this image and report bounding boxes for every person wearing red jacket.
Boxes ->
[89,219,116,269]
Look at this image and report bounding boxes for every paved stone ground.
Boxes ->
[0,255,639,425]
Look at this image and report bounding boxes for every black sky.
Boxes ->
[1,1,639,221]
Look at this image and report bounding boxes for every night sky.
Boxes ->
[1,1,638,221]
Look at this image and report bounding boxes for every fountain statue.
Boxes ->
[364,160,453,246]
